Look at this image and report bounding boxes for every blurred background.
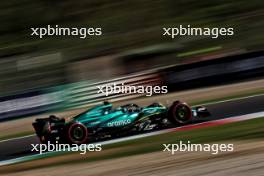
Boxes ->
[0,0,264,120]
[1,2,264,175]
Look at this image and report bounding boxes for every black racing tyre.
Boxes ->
[38,121,57,144]
[34,116,65,144]
[67,122,88,144]
[33,120,52,143]
[168,101,192,125]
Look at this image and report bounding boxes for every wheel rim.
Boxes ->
[73,126,84,140]
[68,123,88,144]
[175,105,191,122]
[178,107,187,119]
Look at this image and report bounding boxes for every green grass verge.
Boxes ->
[2,117,263,173]
[55,117,264,165]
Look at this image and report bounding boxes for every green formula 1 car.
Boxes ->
[33,101,210,144]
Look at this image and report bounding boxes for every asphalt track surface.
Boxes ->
[0,94,263,162]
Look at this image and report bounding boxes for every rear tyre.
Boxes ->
[168,101,192,125]
[67,122,88,144]
[33,116,65,144]
[33,121,53,144]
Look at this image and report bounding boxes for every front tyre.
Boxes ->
[67,122,88,144]
[168,101,192,125]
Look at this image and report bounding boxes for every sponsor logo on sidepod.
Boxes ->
[107,119,131,127]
